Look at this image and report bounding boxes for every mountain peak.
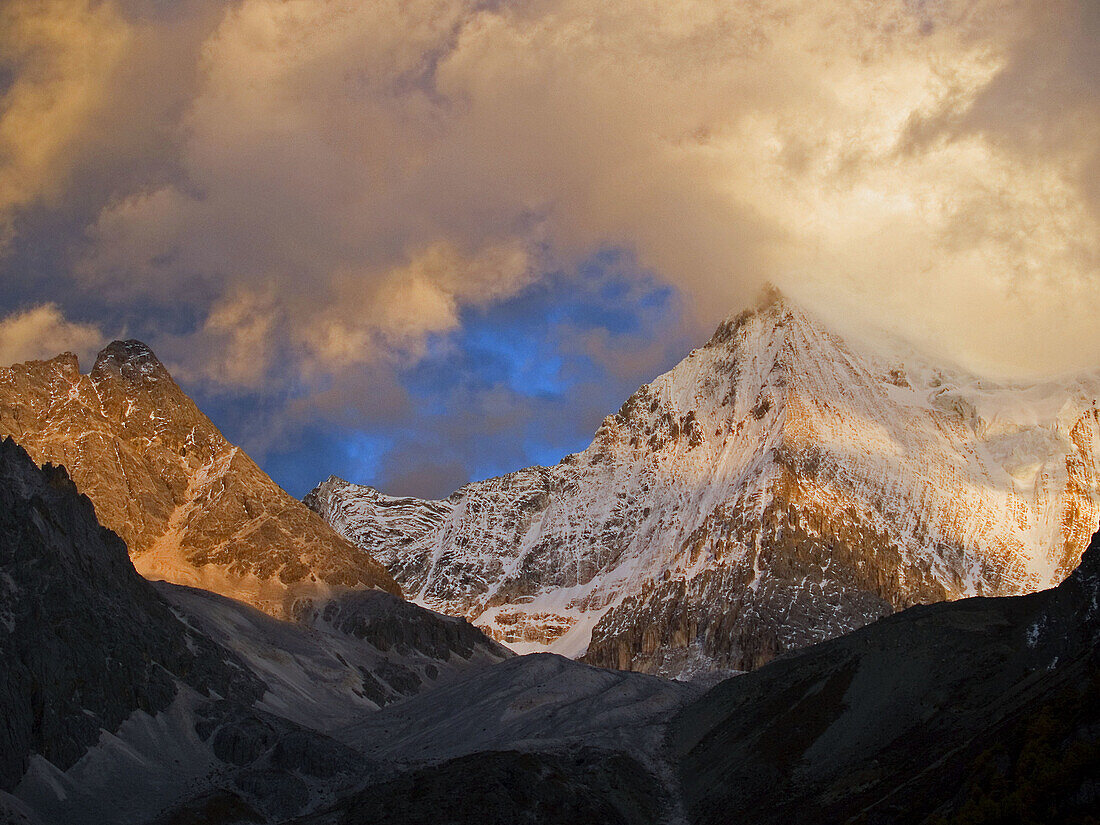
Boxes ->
[90,339,170,385]
[50,351,82,373]
[757,281,785,308]
[310,284,1100,674]
[1,343,403,619]
[705,284,797,348]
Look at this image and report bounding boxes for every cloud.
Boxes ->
[1,0,1099,490]
[0,304,103,366]
[0,0,131,243]
[222,262,689,497]
[306,240,534,371]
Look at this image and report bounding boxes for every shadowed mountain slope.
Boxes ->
[293,527,1100,825]
[0,437,376,825]
[161,581,510,731]
[0,437,262,793]
[670,525,1100,825]
[0,434,507,825]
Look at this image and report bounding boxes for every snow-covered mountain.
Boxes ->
[308,291,1100,675]
[0,340,399,619]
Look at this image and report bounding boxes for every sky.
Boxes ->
[0,0,1098,498]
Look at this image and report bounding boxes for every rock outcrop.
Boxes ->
[0,341,399,619]
[310,292,1100,675]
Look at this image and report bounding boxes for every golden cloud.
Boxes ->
[0,303,103,366]
[2,0,1098,381]
[0,0,131,241]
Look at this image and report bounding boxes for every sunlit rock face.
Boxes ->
[310,293,1100,676]
[0,340,400,620]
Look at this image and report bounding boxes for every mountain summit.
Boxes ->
[0,340,400,619]
[309,292,1100,675]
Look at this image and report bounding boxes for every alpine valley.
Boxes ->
[307,291,1100,676]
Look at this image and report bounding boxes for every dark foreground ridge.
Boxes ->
[0,437,421,824]
[670,531,1100,825]
[0,437,684,823]
[0,436,262,792]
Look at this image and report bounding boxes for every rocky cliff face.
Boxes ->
[309,292,1100,675]
[0,340,399,619]
[0,436,262,794]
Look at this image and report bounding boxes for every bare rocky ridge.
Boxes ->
[0,435,509,824]
[0,340,399,619]
[0,437,376,825]
[309,291,1100,676]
